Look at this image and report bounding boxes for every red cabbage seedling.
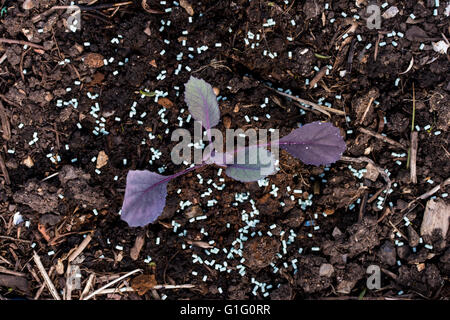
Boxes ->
[121,76,346,227]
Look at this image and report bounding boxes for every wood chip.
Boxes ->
[420,199,450,246]
[130,233,145,261]
[96,151,108,169]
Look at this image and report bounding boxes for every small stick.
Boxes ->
[340,156,392,206]
[68,234,92,263]
[92,284,196,295]
[358,127,407,150]
[268,87,346,116]
[65,264,73,300]
[358,191,369,222]
[0,153,10,185]
[0,266,27,277]
[33,251,61,300]
[359,96,374,125]
[154,283,195,290]
[398,177,450,215]
[374,33,382,61]
[0,101,11,141]
[410,131,418,184]
[0,38,45,50]
[417,177,450,200]
[80,274,95,300]
[0,235,30,243]
[40,172,59,182]
[31,2,134,23]
[309,66,328,89]
[34,283,46,300]
[82,269,142,300]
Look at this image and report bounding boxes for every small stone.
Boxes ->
[213,87,220,96]
[397,245,411,260]
[332,226,343,239]
[22,0,35,10]
[319,263,334,277]
[378,241,397,266]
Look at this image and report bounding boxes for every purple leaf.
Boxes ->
[277,121,346,166]
[121,170,170,227]
[225,146,275,182]
[184,76,220,131]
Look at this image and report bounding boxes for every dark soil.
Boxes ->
[0,0,449,300]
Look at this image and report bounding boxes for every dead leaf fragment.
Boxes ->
[180,0,194,16]
[96,151,108,169]
[432,40,449,54]
[157,97,174,109]
[84,53,104,68]
[131,274,157,295]
[23,156,34,168]
[364,162,379,181]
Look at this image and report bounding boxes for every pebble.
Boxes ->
[319,263,334,277]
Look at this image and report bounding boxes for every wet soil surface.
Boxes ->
[0,0,449,300]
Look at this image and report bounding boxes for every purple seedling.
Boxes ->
[121,76,346,227]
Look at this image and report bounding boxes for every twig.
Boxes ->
[0,235,30,243]
[399,177,450,215]
[360,96,375,125]
[68,234,92,263]
[0,266,27,277]
[0,100,11,141]
[0,153,10,185]
[31,2,134,23]
[90,284,196,296]
[358,127,407,150]
[40,172,59,182]
[268,86,346,116]
[417,177,450,200]
[340,156,392,207]
[32,251,61,300]
[82,269,142,300]
[358,191,369,222]
[410,131,418,184]
[80,274,95,300]
[0,38,45,50]
[309,66,328,89]
[154,284,195,290]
